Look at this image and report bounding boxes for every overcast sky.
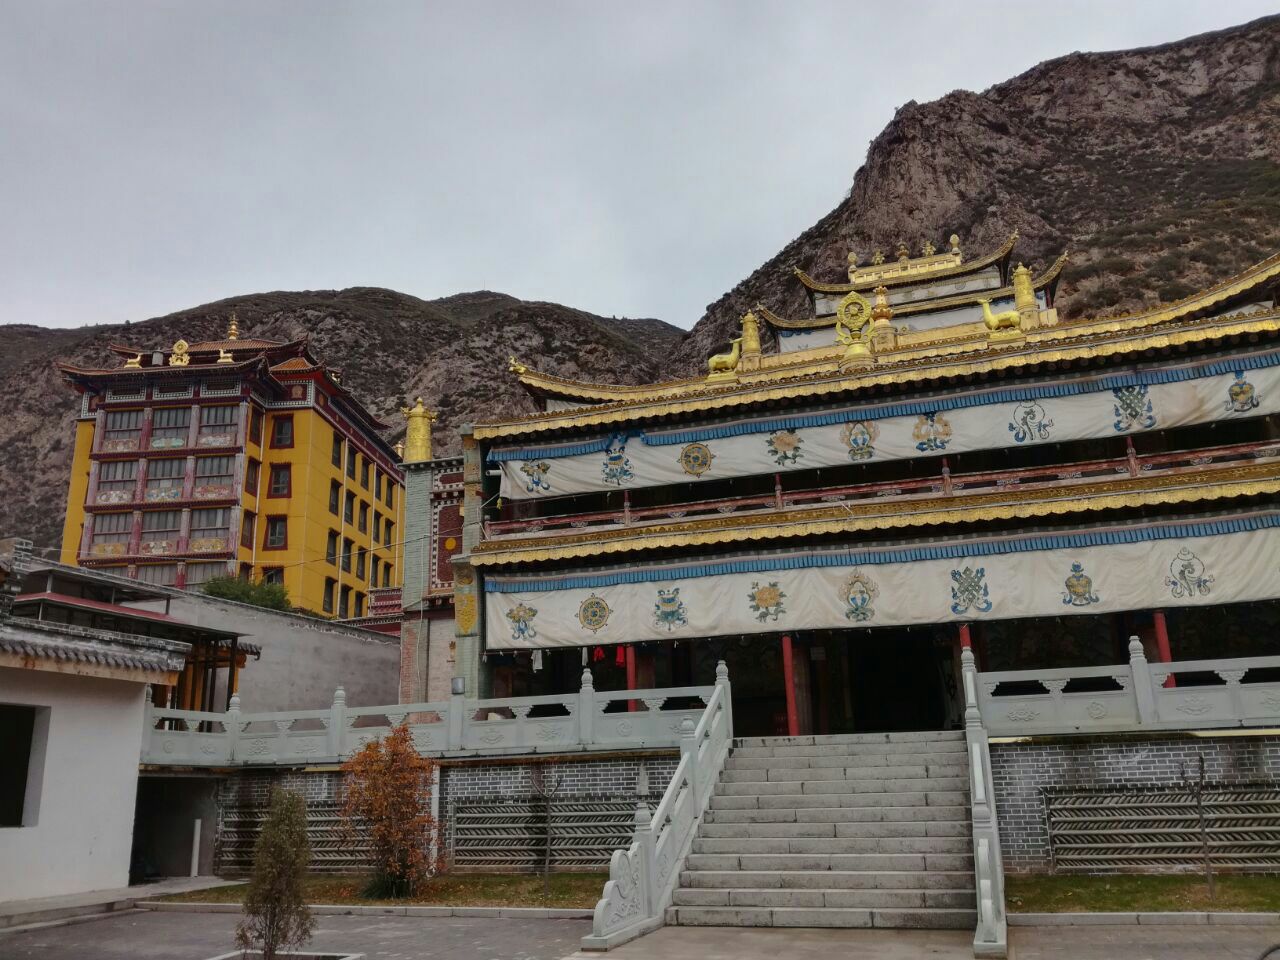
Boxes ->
[1,2,1274,331]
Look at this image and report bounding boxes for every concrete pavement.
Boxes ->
[4,910,1280,959]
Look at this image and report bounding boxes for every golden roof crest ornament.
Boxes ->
[922,240,936,257]
[870,250,885,266]
[949,234,962,256]
[216,348,234,365]
[401,396,437,462]
[168,340,190,367]
[227,312,239,341]
[509,356,528,375]
[123,353,142,369]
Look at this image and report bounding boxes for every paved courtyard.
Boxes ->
[4,911,1280,959]
[0,910,591,960]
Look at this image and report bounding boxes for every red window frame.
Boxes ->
[263,515,288,550]
[270,415,294,449]
[245,458,261,496]
[249,408,264,445]
[267,463,292,498]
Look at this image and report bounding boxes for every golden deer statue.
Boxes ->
[978,298,1021,334]
[706,337,743,380]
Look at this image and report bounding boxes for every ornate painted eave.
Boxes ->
[793,233,1019,294]
[469,460,1280,567]
[478,251,1280,440]
[58,355,267,382]
[763,254,1068,330]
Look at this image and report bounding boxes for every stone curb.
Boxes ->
[1010,912,1280,926]
[138,902,593,920]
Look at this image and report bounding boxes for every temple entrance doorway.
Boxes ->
[806,628,959,735]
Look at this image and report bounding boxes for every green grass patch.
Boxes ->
[1006,873,1280,913]
[156,872,606,909]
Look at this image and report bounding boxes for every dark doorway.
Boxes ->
[849,630,948,732]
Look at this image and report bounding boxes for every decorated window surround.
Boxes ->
[492,349,1280,501]
[484,509,1280,649]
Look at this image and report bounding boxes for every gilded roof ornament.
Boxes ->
[949,234,961,256]
[509,356,528,374]
[168,340,190,367]
[922,240,936,257]
[216,348,234,365]
[895,241,910,261]
[871,250,885,265]
[401,396,437,462]
[227,312,239,341]
[123,353,142,369]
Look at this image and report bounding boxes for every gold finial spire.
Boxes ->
[740,310,761,357]
[1012,262,1036,312]
[949,234,961,256]
[227,312,239,341]
[400,397,438,462]
[871,286,894,326]
[394,440,405,459]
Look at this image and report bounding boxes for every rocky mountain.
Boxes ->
[676,14,1280,367]
[1,290,681,553]
[8,14,1280,554]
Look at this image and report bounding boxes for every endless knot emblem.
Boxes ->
[950,566,992,615]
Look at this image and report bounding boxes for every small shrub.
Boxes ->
[236,787,314,960]
[341,722,439,898]
[202,575,291,611]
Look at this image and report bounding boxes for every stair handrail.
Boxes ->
[963,647,1008,958]
[583,661,732,951]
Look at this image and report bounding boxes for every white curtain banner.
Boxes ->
[495,355,1278,500]
[484,516,1280,649]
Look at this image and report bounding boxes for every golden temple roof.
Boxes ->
[479,249,1280,442]
[794,233,1019,294]
[764,254,1067,329]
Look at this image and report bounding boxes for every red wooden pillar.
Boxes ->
[782,634,799,737]
[1152,610,1175,687]
[958,623,972,650]
[625,644,637,711]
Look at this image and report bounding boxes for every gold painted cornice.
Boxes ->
[794,233,1019,293]
[765,254,1068,330]
[477,309,1280,441]
[470,460,1280,567]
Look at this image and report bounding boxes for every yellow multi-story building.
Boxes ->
[58,320,404,617]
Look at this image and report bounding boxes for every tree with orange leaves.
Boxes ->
[340,721,438,897]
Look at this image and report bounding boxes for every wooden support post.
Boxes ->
[958,623,972,650]
[1153,610,1175,687]
[625,644,637,712]
[782,634,799,737]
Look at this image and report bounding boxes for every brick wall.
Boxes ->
[991,732,1280,873]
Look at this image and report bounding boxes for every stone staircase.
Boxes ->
[667,731,977,929]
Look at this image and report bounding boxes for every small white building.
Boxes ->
[0,612,187,902]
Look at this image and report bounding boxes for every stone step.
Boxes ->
[665,904,978,929]
[705,805,970,826]
[721,764,965,782]
[679,869,975,891]
[732,742,966,759]
[727,753,969,770]
[716,777,969,796]
[691,836,973,855]
[700,820,970,840]
[706,798,962,819]
[671,887,977,910]
[735,731,964,749]
[685,852,975,872]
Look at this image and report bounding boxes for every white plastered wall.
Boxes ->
[0,667,146,902]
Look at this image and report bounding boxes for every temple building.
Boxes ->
[57,319,405,618]
[452,236,1280,736]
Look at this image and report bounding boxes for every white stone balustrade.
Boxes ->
[583,661,732,951]
[140,670,714,766]
[977,640,1280,737]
